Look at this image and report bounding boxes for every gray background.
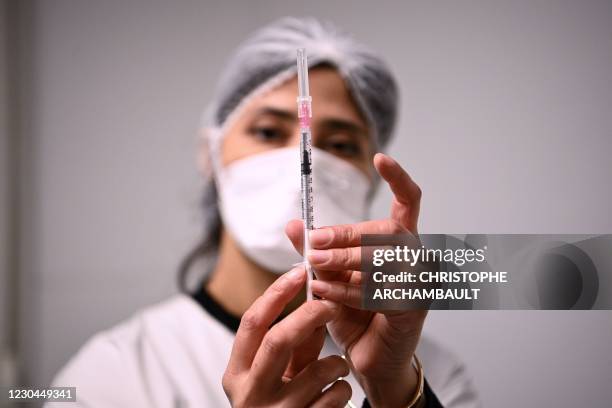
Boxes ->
[1,0,611,407]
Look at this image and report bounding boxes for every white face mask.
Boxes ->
[214,146,371,273]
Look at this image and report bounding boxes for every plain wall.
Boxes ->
[10,0,612,406]
[0,0,9,369]
[0,0,17,388]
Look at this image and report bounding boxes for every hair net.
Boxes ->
[202,16,399,151]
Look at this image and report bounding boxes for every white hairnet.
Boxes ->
[203,16,399,149]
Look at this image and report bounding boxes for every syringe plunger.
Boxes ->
[296,48,310,99]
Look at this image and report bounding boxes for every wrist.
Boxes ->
[361,356,422,408]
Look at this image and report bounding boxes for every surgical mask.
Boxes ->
[214,146,371,273]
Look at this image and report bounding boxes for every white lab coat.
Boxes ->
[46,295,480,407]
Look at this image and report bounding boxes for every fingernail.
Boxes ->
[320,299,339,311]
[308,250,331,265]
[311,280,331,295]
[310,229,333,247]
[287,266,304,280]
[379,152,396,165]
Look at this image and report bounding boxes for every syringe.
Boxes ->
[296,48,316,301]
[297,49,356,408]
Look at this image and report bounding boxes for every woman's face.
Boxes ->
[219,67,373,177]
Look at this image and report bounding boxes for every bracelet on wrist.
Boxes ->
[405,354,425,408]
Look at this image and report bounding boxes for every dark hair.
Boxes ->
[177,180,222,293]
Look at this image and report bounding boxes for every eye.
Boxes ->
[320,136,363,158]
[247,126,287,144]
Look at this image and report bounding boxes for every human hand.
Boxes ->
[222,265,353,407]
[286,153,426,407]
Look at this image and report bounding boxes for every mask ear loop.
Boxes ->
[201,127,223,181]
[197,125,225,236]
[199,127,226,228]
[198,128,217,177]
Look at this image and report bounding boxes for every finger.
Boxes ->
[310,280,363,309]
[310,379,352,408]
[285,220,356,285]
[226,266,306,376]
[284,325,326,380]
[374,153,422,234]
[308,218,403,250]
[286,219,305,256]
[281,356,350,406]
[249,300,340,389]
[308,247,361,271]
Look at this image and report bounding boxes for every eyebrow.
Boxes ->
[321,119,368,138]
[254,106,368,138]
[253,107,296,122]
